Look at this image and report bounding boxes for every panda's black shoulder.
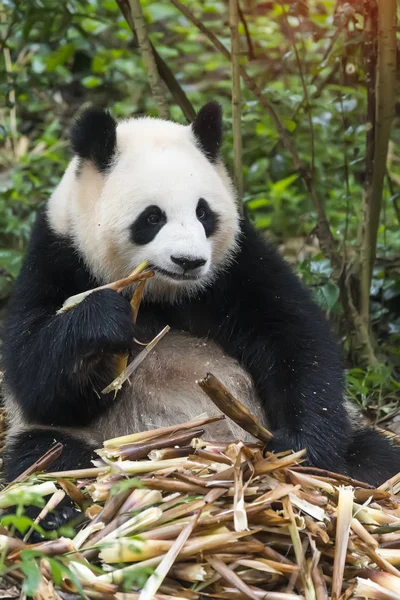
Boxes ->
[218,217,319,306]
[5,209,95,317]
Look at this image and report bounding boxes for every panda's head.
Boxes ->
[47,102,240,300]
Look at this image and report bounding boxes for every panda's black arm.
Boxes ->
[207,219,352,471]
[2,211,136,426]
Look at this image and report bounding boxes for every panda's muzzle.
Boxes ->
[153,256,207,282]
[155,267,203,281]
[170,255,206,271]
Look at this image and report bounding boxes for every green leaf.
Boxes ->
[21,559,41,597]
[1,515,44,536]
[0,249,23,278]
[270,174,299,197]
[82,76,103,89]
[284,119,297,133]
[47,558,64,585]
[0,489,45,511]
[110,477,143,496]
[45,44,75,71]
[254,216,272,229]
[247,198,270,211]
[310,259,333,276]
[314,282,340,311]
[92,54,107,74]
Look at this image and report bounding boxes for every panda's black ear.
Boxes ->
[191,101,222,163]
[71,107,117,173]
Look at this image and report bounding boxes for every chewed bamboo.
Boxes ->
[1,412,400,599]
[198,372,273,442]
[103,414,224,448]
[332,487,354,599]
[0,481,58,508]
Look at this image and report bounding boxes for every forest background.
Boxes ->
[1,0,399,429]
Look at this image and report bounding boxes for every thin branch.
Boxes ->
[151,46,196,122]
[170,0,337,264]
[237,3,255,60]
[126,0,170,119]
[279,3,315,174]
[117,0,195,122]
[338,69,351,261]
[229,0,243,203]
[369,0,397,266]
[359,0,397,323]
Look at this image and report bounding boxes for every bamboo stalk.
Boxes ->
[332,487,354,600]
[127,0,169,119]
[206,556,259,600]
[139,511,201,599]
[101,325,170,394]
[358,0,397,326]
[58,262,152,313]
[12,442,64,483]
[101,429,204,461]
[229,0,243,204]
[116,0,195,123]
[0,481,58,509]
[2,413,400,598]
[198,373,273,442]
[103,414,224,448]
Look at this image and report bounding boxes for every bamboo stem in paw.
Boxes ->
[58,261,153,313]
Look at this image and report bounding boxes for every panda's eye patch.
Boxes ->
[196,198,219,238]
[130,205,167,245]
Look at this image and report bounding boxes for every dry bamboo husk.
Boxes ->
[1,405,400,599]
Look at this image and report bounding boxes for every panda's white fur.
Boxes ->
[47,117,240,301]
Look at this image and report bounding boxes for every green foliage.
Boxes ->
[110,477,144,495]
[121,565,154,591]
[347,364,400,423]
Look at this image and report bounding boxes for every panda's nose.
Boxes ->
[171,256,206,271]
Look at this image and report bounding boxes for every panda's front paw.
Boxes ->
[265,431,300,457]
[73,288,136,355]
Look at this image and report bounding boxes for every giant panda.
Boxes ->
[2,102,400,500]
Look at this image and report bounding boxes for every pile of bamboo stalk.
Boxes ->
[1,409,400,600]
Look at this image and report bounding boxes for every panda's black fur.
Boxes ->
[2,103,400,503]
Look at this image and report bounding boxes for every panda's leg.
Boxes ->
[346,427,400,487]
[3,428,97,481]
[3,428,98,535]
